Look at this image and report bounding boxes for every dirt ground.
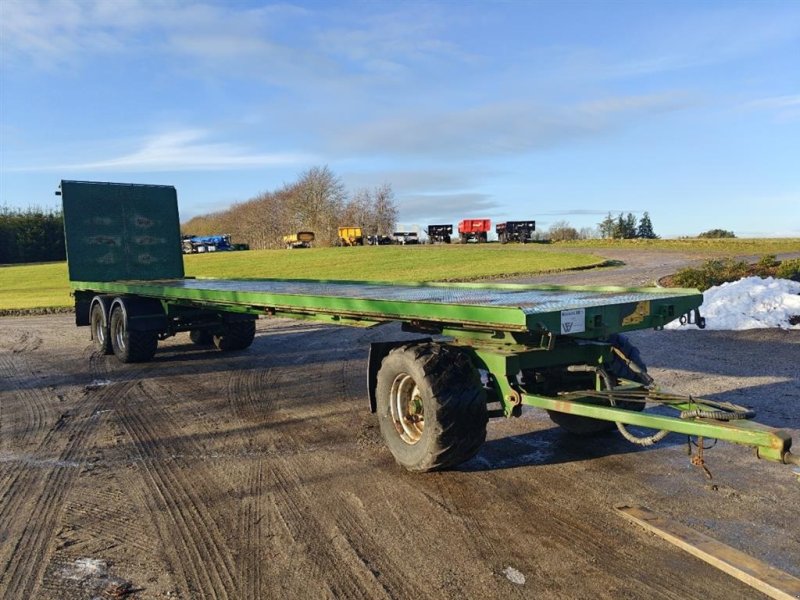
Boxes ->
[1,249,798,599]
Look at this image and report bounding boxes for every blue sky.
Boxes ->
[1,0,798,237]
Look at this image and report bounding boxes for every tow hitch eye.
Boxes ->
[783,452,800,467]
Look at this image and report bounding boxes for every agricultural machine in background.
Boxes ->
[496,220,536,243]
[367,235,393,245]
[392,231,420,245]
[282,231,315,249]
[426,224,453,244]
[458,219,491,243]
[181,234,248,254]
[337,227,364,246]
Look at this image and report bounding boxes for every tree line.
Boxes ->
[598,212,657,239]
[542,212,657,241]
[0,207,66,264]
[182,166,399,248]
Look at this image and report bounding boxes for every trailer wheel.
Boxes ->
[189,329,214,346]
[213,320,256,351]
[109,303,158,363]
[547,335,647,435]
[376,343,487,472]
[89,299,113,355]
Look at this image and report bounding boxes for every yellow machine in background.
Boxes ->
[337,227,364,246]
[282,231,315,249]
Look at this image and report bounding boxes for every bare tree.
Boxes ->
[548,220,580,242]
[180,167,398,249]
[291,166,347,245]
[371,183,398,236]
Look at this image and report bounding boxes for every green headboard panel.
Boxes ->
[60,180,184,282]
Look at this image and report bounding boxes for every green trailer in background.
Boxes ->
[59,180,799,473]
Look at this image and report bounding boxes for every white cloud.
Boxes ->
[1,0,130,67]
[741,95,800,122]
[398,193,500,223]
[333,92,693,158]
[0,1,311,69]
[11,129,314,172]
[341,167,498,194]
[582,7,800,80]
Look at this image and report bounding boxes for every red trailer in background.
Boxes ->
[458,219,491,243]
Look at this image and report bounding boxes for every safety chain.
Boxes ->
[688,436,714,480]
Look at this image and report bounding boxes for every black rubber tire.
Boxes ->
[213,320,256,351]
[189,329,214,346]
[90,301,113,355]
[376,343,487,472]
[109,306,158,363]
[547,334,647,435]
[604,333,650,384]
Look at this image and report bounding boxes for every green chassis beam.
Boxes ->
[521,393,793,464]
[465,344,795,465]
[70,278,702,337]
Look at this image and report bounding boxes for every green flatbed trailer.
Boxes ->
[59,180,798,473]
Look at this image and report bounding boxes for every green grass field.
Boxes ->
[0,262,72,311]
[0,245,604,311]
[559,237,800,254]
[1,238,797,312]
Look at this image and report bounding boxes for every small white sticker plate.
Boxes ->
[560,308,586,334]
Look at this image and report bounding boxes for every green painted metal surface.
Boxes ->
[466,342,794,463]
[70,278,702,335]
[61,179,701,334]
[521,392,793,463]
[61,180,184,282]
[60,180,798,468]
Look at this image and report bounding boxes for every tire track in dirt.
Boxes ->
[0,349,52,447]
[239,457,265,599]
[434,459,722,599]
[226,359,276,598]
[217,329,388,598]
[0,391,107,598]
[115,379,240,599]
[0,340,86,596]
[54,482,155,556]
[263,459,390,599]
[227,366,280,422]
[332,490,429,598]
[0,346,138,535]
[428,472,526,596]
[225,336,426,599]
[0,344,147,600]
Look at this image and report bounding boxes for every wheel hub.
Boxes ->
[389,372,424,444]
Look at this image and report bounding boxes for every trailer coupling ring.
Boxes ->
[782,451,800,467]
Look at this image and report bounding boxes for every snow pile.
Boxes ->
[666,277,800,331]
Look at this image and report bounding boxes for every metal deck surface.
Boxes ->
[161,279,686,315]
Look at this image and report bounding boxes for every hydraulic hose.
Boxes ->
[597,367,670,447]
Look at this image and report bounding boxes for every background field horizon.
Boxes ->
[2,237,799,312]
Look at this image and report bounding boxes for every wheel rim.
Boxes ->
[114,313,127,351]
[93,311,105,345]
[389,372,424,445]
